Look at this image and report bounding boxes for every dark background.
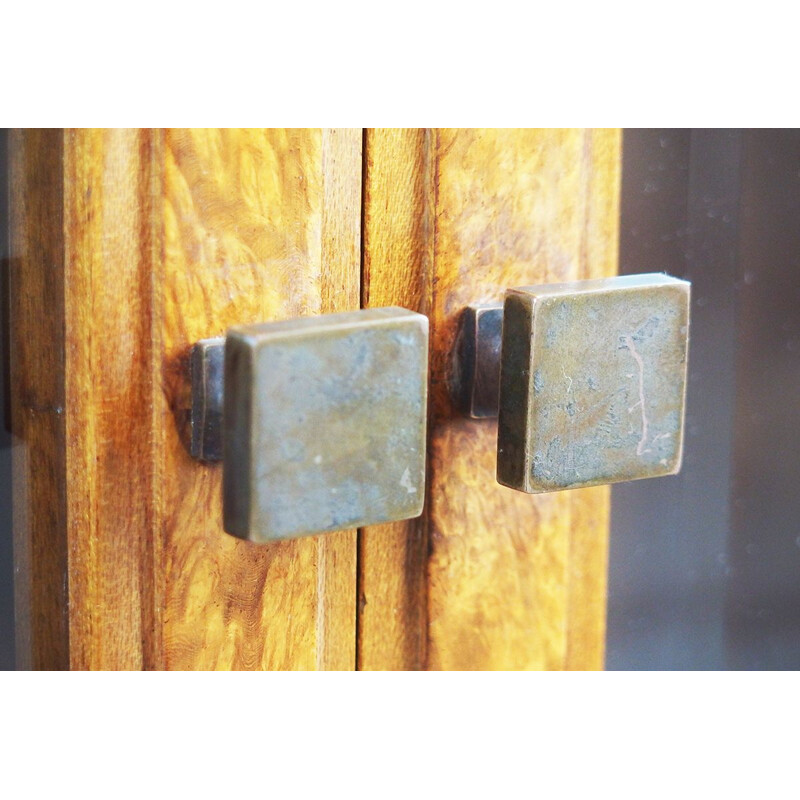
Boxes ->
[609,129,800,669]
[1,128,12,669]
[2,129,799,670]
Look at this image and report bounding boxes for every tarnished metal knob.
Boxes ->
[453,274,691,493]
[191,307,429,542]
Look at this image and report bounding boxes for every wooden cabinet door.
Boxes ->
[9,128,620,670]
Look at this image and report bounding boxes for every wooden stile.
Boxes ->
[359,129,620,670]
[10,128,361,670]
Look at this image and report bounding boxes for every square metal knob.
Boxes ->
[223,307,429,542]
[497,274,690,493]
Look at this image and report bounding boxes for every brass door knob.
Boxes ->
[190,307,429,542]
[453,274,691,493]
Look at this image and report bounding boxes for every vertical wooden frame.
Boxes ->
[9,129,361,670]
[358,129,434,669]
[359,129,621,670]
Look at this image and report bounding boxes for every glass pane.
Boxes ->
[608,129,800,670]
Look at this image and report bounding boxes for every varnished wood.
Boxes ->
[565,131,622,669]
[63,129,164,669]
[317,131,363,669]
[161,129,360,670]
[10,129,361,670]
[358,129,434,670]
[360,129,620,670]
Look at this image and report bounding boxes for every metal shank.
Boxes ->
[450,303,503,418]
[190,338,225,462]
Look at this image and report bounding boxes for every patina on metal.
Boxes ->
[223,307,429,543]
[450,303,504,418]
[190,337,225,462]
[497,274,691,493]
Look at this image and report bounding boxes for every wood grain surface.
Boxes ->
[360,129,621,670]
[63,130,164,669]
[10,128,618,670]
[9,129,361,670]
[358,129,434,669]
[162,128,360,670]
